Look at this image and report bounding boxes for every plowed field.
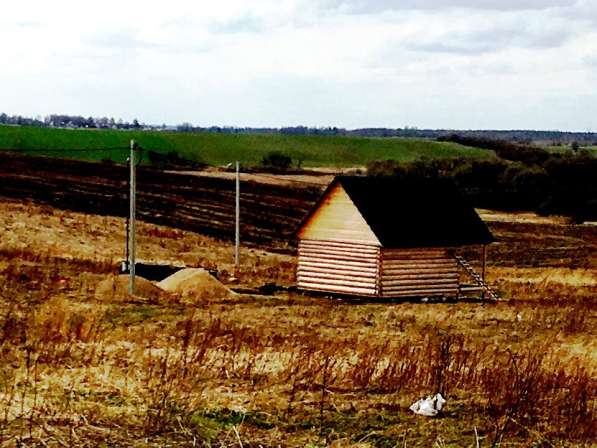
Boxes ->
[0,154,322,249]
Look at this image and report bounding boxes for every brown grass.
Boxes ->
[0,198,595,447]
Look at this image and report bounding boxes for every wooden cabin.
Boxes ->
[295,176,494,298]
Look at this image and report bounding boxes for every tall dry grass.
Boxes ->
[1,199,595,446]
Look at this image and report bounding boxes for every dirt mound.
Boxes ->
[158,268,234,303]
[95,275,167,302]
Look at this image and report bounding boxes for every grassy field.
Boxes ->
[0,125,495,167]
[544,145,597,156]
[0,198,595,447]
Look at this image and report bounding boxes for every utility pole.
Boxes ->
[481,245,487,300]
[124,156,130,272]
[128,140,137,295]
[234,160,240,272]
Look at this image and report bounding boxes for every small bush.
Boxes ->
[147,150,205,170]
[261,151,292,171]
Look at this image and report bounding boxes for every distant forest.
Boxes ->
[1,112,596,144]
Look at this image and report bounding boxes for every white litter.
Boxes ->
[409,393,446,417]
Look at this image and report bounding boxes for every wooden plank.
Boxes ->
[382,278,458,288]
[382,256,449,262]
[381,272,459,281]
[297,270,378,282]
[302,235,378,246]
[382,285,458,291]
[383,268,458,277]
[382,247,447,253]
[299,254,379,266]
[382,289,458,295]
[382,261,455,268]
[381,277,458,286]
[382,254,454,261]
[300,245,379,256]
[300,249,379,262]
[382,267,457,276]
[297,260,377,274]
[460,286,484,292]
[300,250,379,259]
[299,255,378,266]
[299,279,377,291]
[382,261,456,270]
[300,239,380,250]
[382,280,458,288]
[381,248,447,256]
[300,250,379,260]
[381,251,451,260]
[297,275,376,288]
[300,251,379,261]
[297,256,377,270]
[299,282,378,296]
[382,283,458,291]
[299,261,379,271]
[300,241,380,252]
[381,288,458,298]
[381,248,449,258]
[383,280,458,288]
[381,258,457,266]
[382,256,450,263]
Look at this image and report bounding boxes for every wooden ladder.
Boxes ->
[454,255,500,300]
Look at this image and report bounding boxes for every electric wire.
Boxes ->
[3,146,324,186]
[0,147,130,153]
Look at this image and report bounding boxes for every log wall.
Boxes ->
[380,248,458,298]
[297,239,380,296]
[297,242,459,299]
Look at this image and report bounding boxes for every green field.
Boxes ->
[0,125,495,167]
[545,144,597,156]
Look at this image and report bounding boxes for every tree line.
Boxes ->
[2,112,596,144]
[0,113,147,130]
[368,141,597,223]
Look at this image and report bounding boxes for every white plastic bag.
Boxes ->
[409,393,446,417]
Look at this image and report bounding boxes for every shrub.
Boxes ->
[147,150,204,169]
[261,151,292,171]
[438,134,550,165]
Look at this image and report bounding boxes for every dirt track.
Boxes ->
[0,154,322,249]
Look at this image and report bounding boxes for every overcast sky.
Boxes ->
[1,0,596,130]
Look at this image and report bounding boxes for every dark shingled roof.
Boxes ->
[301,176,494,248]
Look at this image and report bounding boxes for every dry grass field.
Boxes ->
[0,198,595,447]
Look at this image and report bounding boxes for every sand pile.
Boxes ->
[95,275,168,302]
[158,268,234,303]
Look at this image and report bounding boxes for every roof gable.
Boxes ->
[297,176,494,248]
[297,182,380,245]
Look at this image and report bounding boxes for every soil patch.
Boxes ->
[95,274,168,302]
[158,268,235,303]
